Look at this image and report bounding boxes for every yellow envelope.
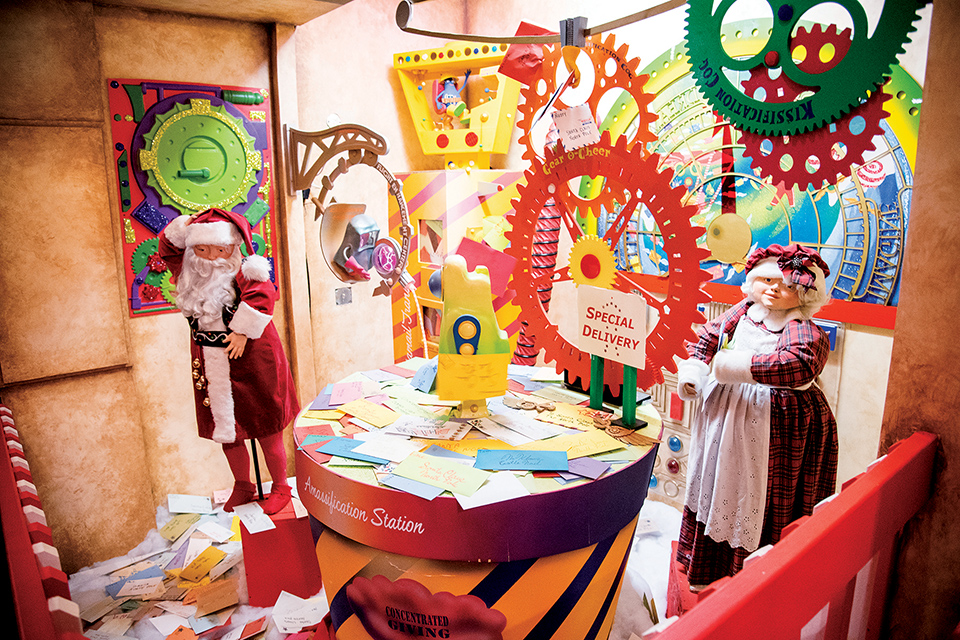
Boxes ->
[418,438,513,456]
[303,409,343,420]
[337,399,400,428]
[535,403,597,431]
[179,546,226,583]
[159,513,201,542]
[518,428,625,459]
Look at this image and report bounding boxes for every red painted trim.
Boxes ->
[654,431,938,639]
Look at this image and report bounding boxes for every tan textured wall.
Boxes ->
[881,0,960,636]
[293,0,466,387]
[93,2,281,504]
[0,1,291,572]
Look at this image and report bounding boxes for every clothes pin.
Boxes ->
[590,354,604,410]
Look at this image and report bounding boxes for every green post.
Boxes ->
[622,365,637,427]
[590,355,604,410]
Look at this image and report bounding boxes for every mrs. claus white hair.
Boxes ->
[741,257,829,320]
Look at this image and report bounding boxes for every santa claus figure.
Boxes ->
[159,208,300,515]
[675,243,839,590]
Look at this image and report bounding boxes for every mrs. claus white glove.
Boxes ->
[712,349,757,385]
[676,359,710,401]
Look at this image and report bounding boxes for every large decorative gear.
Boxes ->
[506,131,711,394]
[138,98,262,213]
[685,0,922,135]
[740,26,891,192]
[515,33,659,220]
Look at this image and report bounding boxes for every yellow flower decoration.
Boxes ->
[568,235,617,289]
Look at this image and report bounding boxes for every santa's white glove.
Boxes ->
[712,349,757,385]
[211,423,237,444]
[676,359,710,401]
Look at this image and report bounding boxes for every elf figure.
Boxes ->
[675,243,838,589]
[159,208,300,515]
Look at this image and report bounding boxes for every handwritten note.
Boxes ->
[317,437,390,465]
[382,415,470,440]
[168,494,213,514]
[393,452,490,496]
[160,513,201,542]
[518,428,624,459]
[534,402,597,431]
[329,381,366,406]
[337,399,400,428]
[471,417,533,446]
[352,435,423,463]
[561,456,612,480]
[489,412,567,441]
[179,546,226,583]
[411,361,438,393]
[553,103,601,150]
[420,438,512,456]
[475,449,569,471]
[233,502,276,534]
[454,471,531,510]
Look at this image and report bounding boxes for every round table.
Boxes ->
[295,377,662,640]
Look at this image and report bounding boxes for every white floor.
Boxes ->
[69,498,682,640]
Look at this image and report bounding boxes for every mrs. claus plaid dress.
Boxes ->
[676,299,838,586]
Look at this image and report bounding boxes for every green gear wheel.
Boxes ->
[160,271,176,306]
[131,237,160,274]
[138,98,261,213]
[685,0,922,135]
[131,237,168,287]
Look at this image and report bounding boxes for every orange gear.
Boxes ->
[515,33,659,221]
[506,131,712,395]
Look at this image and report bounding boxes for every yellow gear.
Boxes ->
[568,235,617,289]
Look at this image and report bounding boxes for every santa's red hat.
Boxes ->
[184,208,256,256]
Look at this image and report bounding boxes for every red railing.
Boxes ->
[0,404,85,640]
[649,430,938,640]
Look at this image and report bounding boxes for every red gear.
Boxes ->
[740,26,890,193]
[515,33,659,221]
[506,131,711,394]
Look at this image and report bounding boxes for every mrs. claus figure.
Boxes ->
[675,243,839,590]
[159,208,300,515]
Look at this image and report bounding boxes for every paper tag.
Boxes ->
[233,502,276,534]
[411,361,439,393]
[392,451,490,496]
[168,494,213,514]
[553,103,600,150]
[197,521,235,544]
[179,546,226,583]
[338,398,400,428]
[160,513,202,542]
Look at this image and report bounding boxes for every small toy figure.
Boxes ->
[435,70,471,129]
[159,208,300,515]
[435,254,511,415]
[675,243,838,589]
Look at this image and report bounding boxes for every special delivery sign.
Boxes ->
[577,286,648,369]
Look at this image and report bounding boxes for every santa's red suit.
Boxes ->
[159,213,300,444]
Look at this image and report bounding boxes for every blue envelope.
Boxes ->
[474,449,569,471]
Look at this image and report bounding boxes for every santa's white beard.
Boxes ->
[175,250,241,326]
